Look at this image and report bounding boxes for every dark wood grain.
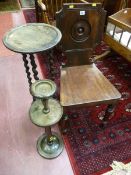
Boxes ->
[56,3,106,66]
[60,64,121,107]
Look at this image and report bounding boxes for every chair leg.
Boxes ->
[100,104,116,128]
[60,114,70,134]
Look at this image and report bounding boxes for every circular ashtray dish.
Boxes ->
[31,79,57,99]
[3,23,62,53]
[29,98,63,127]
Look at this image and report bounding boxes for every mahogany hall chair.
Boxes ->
[56,3,121,131]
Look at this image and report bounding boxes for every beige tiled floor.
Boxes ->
[0,11,74,175]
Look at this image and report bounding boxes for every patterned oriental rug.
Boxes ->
[23,9,131,175]
[38,51,131,175]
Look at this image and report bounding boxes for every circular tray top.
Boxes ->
[29,99,63,127]
[31,79,57,99]
[3,23,62,53]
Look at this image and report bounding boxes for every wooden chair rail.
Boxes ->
[104,8,131,62]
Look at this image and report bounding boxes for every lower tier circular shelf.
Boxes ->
[29,98,63,127]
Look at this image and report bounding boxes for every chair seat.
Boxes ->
[60,64,121,107]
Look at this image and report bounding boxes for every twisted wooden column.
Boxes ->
[29,54,39,81]
[22,54,32,87]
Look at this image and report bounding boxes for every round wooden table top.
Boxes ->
[3,23,62,54]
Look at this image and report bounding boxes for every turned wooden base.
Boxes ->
[99,104,117,129]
